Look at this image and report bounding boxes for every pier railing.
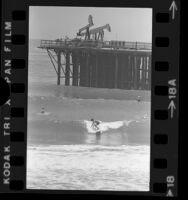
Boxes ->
[39,39,152,50]
[39,39,68,48]
[104,41,152,50]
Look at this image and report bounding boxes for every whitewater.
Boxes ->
[27,144,150,191]
[84,120,132,133]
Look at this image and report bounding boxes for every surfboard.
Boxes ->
[91,124,101,134]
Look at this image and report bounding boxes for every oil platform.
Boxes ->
[39,15,152,90]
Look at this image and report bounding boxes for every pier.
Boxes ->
[39,39,151,90]
[38,15,151,90]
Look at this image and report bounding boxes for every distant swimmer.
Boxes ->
[39,107,50,115]
[137,96,141,102]
[41,107,45,114]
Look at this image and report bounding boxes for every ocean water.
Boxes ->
[27,39,151,191]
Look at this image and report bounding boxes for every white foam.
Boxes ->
[29,144,149,152]
[27,144,150,191]
[83,120,132,133]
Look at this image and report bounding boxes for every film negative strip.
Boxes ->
[0,0,180,197]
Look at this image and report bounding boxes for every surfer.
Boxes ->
[91,118,100,130]
[91,119,101,139]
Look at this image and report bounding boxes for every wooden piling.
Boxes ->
[136,55,141,89]
[105,54,114,88]
[145,56,148,89]
[134,55,138,89]
[102,53,106,88]
[148,55,151,90]
[143,56,147,89]
[90,52,96,87]
[95,53,98,87]
[57,51,61,85]
[114,53,118,88]
[140,56,144,89]
[120,54,129,89]
[117,54,122,89]
[117,54,123,89]
[97,54,102,88]
[100,53,106,88]
[65,52,70,86]
[79,53,86,86]
[127,55,132,89]
[131,55,134,89]
[144,56,147,89]
[72,52,79,86]
[86,53,90,87]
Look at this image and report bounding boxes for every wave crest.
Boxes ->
[83,120,132,133]
[28,117,150,145]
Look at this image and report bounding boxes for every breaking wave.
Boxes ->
[83,120,132,133]
[28,116,150,145]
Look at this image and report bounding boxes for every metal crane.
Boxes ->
[80,24,111,41]
[77,15,94,40]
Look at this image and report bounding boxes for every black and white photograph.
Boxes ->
[27,6,152,191]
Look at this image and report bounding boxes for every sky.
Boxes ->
[29,6,152,43]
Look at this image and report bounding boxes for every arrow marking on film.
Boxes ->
[168,100,176,118]
[167,189,174,197]
[169,1,178,20]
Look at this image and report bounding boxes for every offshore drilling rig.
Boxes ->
[77,15,111,41]
[39,15,152,90]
